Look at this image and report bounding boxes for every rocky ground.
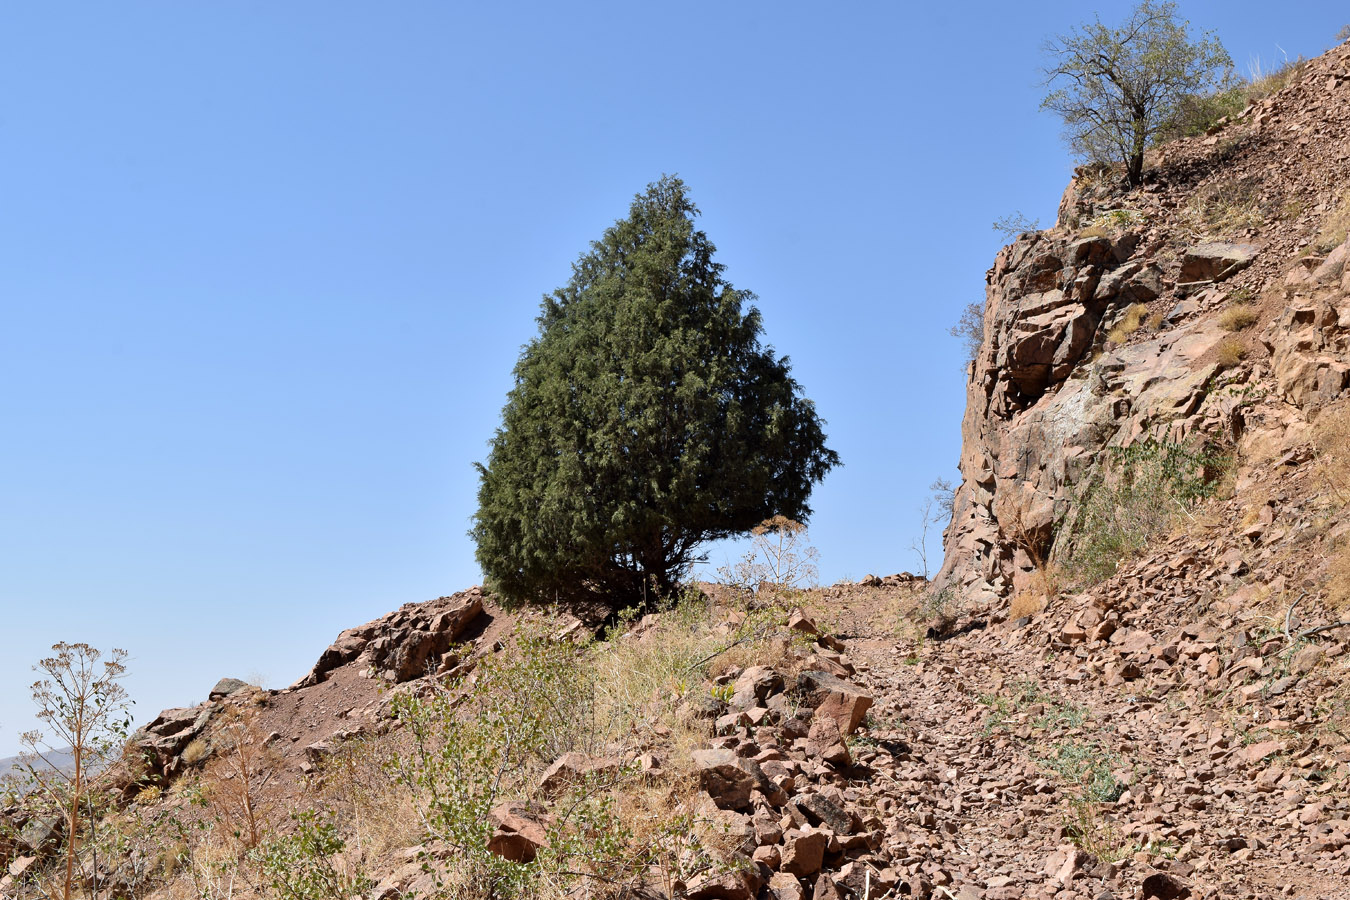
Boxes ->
[814,573,1350,900]
[4,561,1348,900]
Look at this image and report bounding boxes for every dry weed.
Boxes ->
[181,738,210,766]
[201,705,280,850]
[1328,547,1350,613]
[1010,591,1048,620]
[320,736,422,859]
[1314,400,1350,504]
[1218,303,1258,331]
[1214,335,1248,369]
[1107,303,1150,344]
[1313,189,1350,253]
[1190,174,1265,234]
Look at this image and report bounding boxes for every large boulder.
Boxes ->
[795,671,873,738]
[296,589,487,687]
[1180,242,1258,283]
[780,830,828,877]
[691,748,776,810]
[208,678,249,701]
[730,666,784,710]
[684,868,761,900]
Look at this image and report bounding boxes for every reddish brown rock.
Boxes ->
[538,752,620,796]
[780,830,828,876]
[768,872,807,900]
[684,868,761,900]
[796,671,873,738]
[692,748,761,810]
[485,802,550,863]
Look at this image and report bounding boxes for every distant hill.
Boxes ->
[0,747,76,782]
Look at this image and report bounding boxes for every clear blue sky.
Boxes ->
[3,2,1345,754]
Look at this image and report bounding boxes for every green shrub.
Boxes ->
[386,630,597,898]
[1157,57,1308,143]
[254,811,372,900]
[378,615,747,899]
[1158,82,1247,139]
[1060,438,1229,584]
[1044,742,1127,804]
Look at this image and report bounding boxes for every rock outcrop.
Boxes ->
[934,40,1350,605]
[297,586,487,686]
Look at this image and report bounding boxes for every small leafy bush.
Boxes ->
[992,211,1041,241]
[254,811,372,900]
[373,611,762,899]
[1044,743,1126,804]
[950,301,986,368]
[1088,209,1145,231]
[1159,56,1308,141]
[385,629,597,898]
[1158,81,1247,139]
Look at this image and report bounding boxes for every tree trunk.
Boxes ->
[1128,114,1148,186]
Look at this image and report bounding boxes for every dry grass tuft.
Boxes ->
[1328,547,1350,612]
[180,738,210,766]
[1313,400,1350,504]
[320,736,422,859]
[1107,303,1150,344]
[1218,303,1259,331]
[1314,189,1350,254]
[1246,56,1309,100]
[1190,175,1265,234]
[1214,335,1248,369]
[1010,591,1048,620]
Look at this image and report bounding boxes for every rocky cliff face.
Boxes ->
[934,41,1350,606]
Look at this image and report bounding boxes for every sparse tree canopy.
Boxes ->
[1041,0,1231,187]
[950,300,986,367]
[473,176,839,609]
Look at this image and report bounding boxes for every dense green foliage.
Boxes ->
[1041,0,1231,186]
[472,176,838,607]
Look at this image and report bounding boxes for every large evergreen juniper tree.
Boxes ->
[472,176,839,608]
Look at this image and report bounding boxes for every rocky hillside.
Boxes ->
[934,40,1350,606]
